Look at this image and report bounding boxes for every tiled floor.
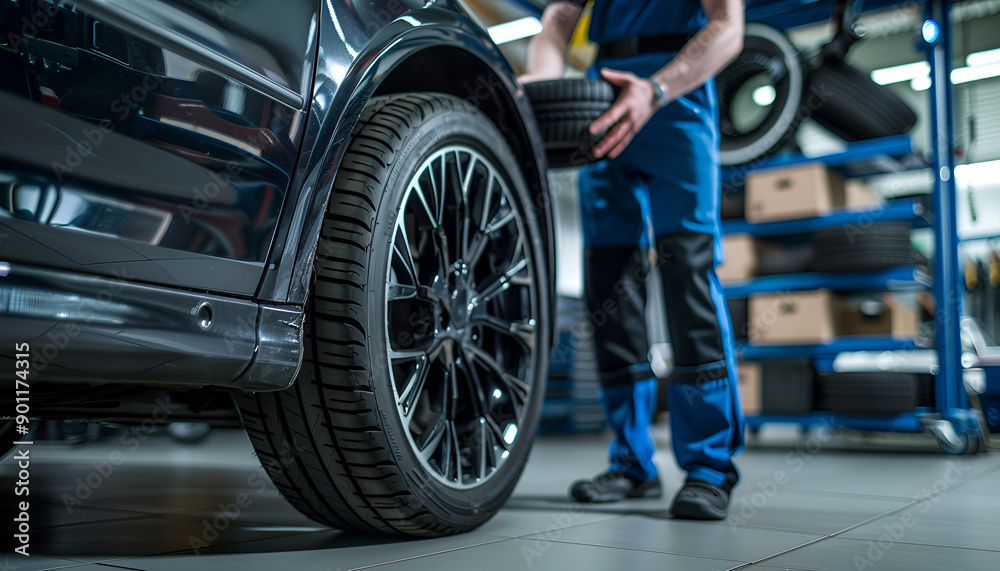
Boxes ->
[2,425,998,570]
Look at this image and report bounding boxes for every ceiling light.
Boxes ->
[955,159,1000,184]
[910,76,931,91]
[906,62,1000,91]
[871,61,930,85]
[488,17,543,45]
[966,47,1000,67]
[952,62,1000,84]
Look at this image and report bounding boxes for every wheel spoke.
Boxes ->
[477,419,488,480]
[387,282,417,302]
[484,194,515,234]
[458,152,481,262]
[450,417,463,483]
[473,315,536,353]
[419,415,447,458]
[393,339,443,417]
[464,343,530,409]
[479,175,496,233]
[436,152,447,225]
[460,152,478,199]
[411,182,438,230]
[396,353,430,418]
[434,229,452,276]
[465,231,490,270]
[392,221,418,286]
[476,255,529,305]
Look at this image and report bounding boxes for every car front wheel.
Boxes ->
[239,93,550,536]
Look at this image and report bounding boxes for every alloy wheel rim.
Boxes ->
[384,144,538,489]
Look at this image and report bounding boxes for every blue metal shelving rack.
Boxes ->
[729,0,985,452]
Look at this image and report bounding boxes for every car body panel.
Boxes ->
[0,0,551,394]
[0,0,315,295]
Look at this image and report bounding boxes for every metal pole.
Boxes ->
[926,0,964,417]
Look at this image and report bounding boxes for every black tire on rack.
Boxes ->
[804,58,917,143]
[524,78,615,169]
[238,93,550,536]
[716,23,804,166]
[816,372,919,415]
[812,221,919,273]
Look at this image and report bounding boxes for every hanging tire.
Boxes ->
[812,222,920,273]
[524,78,615,169]
[816,372,919,415]
[238,93,551,536]
[716,23,804,166]
[804,58,917,143]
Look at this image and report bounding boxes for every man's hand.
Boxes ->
[589,68,659,160]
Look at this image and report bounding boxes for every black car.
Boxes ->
[0,0,554,537]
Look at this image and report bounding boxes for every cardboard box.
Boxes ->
[844,178,880,209]
[749,291,920,345]
[748,290,837,344]
[717,234,756,283]
[745,163,845,222]
[835,295,920,338]
[890,300,920,338]
[737,362,762,416]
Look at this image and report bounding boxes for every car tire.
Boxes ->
[816,372,919,415]
[524,78,615,169]
[717,23,804,166]
[812,222,920,273]
[804,58,917,143]
[238,93,550,536]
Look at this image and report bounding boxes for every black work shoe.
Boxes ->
[570,470,662,503]
[669,479,730,520]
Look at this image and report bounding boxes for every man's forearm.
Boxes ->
[649,0,744,103]
[524,1,583,78]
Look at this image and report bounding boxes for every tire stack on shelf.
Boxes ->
[541,296,606,434]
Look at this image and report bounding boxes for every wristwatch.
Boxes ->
[647,78,670,109]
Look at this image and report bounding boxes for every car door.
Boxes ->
[0,0,318,295]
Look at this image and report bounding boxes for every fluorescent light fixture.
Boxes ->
[488,16,543,45]
[955,159,1000,184]
[911,62,1000,90]
[752,85,776,106]
[871,61,930,85]
[878,47,1000,91]
[910,76,931,91]
[967,47,1000,67]
[952,61,1000,84]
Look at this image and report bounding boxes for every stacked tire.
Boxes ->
[811,222,923,273]
[524,79,615,169]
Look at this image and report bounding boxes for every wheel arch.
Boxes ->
[258,13,554,313]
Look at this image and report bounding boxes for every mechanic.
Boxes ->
[523,0,746,519]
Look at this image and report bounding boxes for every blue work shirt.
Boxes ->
[584,0,708,43]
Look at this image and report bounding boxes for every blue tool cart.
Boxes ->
[726,0,992,453]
